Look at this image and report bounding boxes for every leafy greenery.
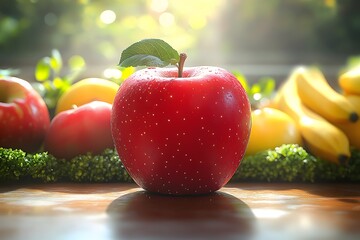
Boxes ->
[103,66,136,85]
[339,55,360,75]
[32,49,86,116]
[0,148,131,183]
[233,71,276,109]
[1,144,359,184]
[234,144,360,182]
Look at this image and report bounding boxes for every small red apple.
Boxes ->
[44,101,114,159]
[111,65,252,195]
[0,77,50,152]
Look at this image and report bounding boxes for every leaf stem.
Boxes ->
[177,53,187,78]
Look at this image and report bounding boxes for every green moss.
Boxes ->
[0,148,131,183]
[0,145,359,183]
[233,144,360,182]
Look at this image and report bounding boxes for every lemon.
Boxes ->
[246,107,302,155]
[56,78,119,114]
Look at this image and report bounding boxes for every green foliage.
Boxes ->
[66,149,132,183]
[235,144,318,182]
[0,148,131,183]
[340,55,360,74]
[345,55,360,69]
[119,39,180,68]
[27,152,62,183]
[1,145,359,184]
[233,71,249,92]
[102,66,136,85]
[0,15,22,45]
[0,148,28,181]
[32,49,85,116]
[233,144,360,182]
[233,71,276,109]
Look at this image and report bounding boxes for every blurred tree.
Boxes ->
[0,0,359,68]
[0,0,24,48]
[335,0,360,53]
[0,0,85,58]
[219,0,360,64]
[0,0,220,68]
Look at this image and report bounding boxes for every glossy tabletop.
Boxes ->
[0,183,359,240]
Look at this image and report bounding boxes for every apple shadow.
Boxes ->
[106,190,256,240]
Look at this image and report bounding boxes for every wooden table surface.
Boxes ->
[0,183,359,240]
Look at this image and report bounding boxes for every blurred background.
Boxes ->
[0,0,360,83]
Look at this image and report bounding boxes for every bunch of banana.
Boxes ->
[333,95,360,149]
[334,67,360,149]
[296,66,359,123]
[273,67,351,165]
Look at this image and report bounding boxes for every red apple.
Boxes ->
[111,66,252,195]
[44,101,114,159]
[0,77,50,152]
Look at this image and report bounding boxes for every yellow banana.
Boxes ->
[295,66,359,123]
[274,69,350,164]
[339,67,360,95]
[333,95,360,149]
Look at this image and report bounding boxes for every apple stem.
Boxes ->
[177,53,187,78]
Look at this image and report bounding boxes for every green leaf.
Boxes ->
[119,38,180,68]
[50,49,63,73]
[258,77,275,96]
[120,55,168,68]
[53,77,65,89]
[232,71,249,93]
[35,57,51,81]
[346,55,360,68]
[120,66,136,80]
[250,83,261,94]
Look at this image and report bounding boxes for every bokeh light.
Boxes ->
[151,0,168,13]
[44,12,58,26]
[100,10,116,25]
[103,68,122,79]
[159,12,175,28]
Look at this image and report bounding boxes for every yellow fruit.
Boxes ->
[296,67,358,123]
[334,95,360,149]
[56,78,119,114]
[339,67,360,95]
[274,69,351,164]
[245,107,302,155]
